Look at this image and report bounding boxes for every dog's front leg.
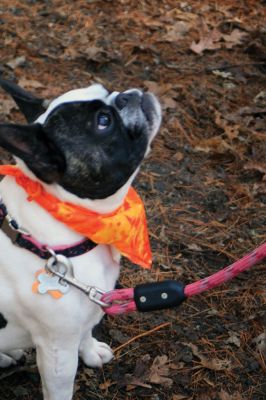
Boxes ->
[36,340,79,400]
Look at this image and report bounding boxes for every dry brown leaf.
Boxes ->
[83,46,107,61]
[225,331,241,348]
[185,343,231,371]
[162,96,177,110]
[201,357,231,371]
[148,355,173,387]
[119,354,151,390]
[18,78,44,89]
[0,99,18,116]
[99,379,115,391]
[244,163,266,175]
[252,332,266,352]
[144,81,177,110]
[173,395,188,400]
[253,182,266,195]
[191,24,247,54]
[190,28,222,54]
[222,29,248,49]
[144,81,173,96]
[219,389,243,400]
[187,243,203,251]
[6,56,26,69]
[125,376,152,391]
[215,111,240,140]
[194,136,233,154]
[163,21,191,42]
[174,152,184,162]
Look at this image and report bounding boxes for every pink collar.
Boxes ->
[0,201,97,259]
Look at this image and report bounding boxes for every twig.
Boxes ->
[163,61,265,73]
[205,62,266,72]
[113,322,171,353]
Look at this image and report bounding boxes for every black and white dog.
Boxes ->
[0,78,161,399]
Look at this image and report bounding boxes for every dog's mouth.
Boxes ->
[141,93,157,123]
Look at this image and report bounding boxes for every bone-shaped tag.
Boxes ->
[37,271,69,295]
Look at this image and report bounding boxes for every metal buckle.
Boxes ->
[6,214,31,236]
[88,287,110,308]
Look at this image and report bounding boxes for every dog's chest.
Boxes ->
[0,177,120,350]
[0,237,119,347]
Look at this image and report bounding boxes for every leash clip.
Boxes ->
[45,252,110,308]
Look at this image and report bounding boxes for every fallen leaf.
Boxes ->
[0,99,18,116]
[174,151,184,162]
[191,23,247,55]
[203,376,215,387]
[163,21,191,42]
[187,243,203,251]
[238,106,266,116]
[18,78,44,89]
[252,332,266,352]
[215,110,240,140]
[190,28,222,54]
[212,70,234,80]
[253,182,266,195]
[225,331,241,348]
[144,81,173,96]
[99,379,115,391]
[148,355,173,387]
[173,395,188,400]
[219,389,243,400]
[253,90,266,107]
[83,46,107,61]
[119,354,151,390]
[185,343,231,371]
[194,136,233,154]
[162,95,177,110]
[6,56,26,69]
[124,376,152,391]
[244,163,266,175]
[222,29,248,49]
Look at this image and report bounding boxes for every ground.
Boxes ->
[0,1,265,399]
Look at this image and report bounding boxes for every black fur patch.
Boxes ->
[0,89,160,200]
[0,313,7,329]
[42,100,149,199]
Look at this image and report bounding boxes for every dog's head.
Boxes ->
[0,79,161,199]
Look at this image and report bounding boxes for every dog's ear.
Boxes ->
[0,77,47,123]
[0,123,65,183]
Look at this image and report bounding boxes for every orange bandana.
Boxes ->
[0,165,152,268]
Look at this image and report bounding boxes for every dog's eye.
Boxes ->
[97,113,111,130]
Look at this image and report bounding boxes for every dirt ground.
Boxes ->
[0,1,265,399]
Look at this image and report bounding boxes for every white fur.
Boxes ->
[0,84,161,400]
[0,173,120,399]
[37,84,109,124]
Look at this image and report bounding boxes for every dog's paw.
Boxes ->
[80,338,113,368]
[0,352,17,368]
[7,349,25,361]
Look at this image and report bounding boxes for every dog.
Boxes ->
[0,78,161,399]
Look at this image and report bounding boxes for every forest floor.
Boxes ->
[0,1,265,399]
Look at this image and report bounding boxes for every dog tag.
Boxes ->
[32,269,69,299]
[37,272,69,295]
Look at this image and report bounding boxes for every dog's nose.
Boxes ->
[115,92,141,110]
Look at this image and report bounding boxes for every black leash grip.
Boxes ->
[134,280,186,312]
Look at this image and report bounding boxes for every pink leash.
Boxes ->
[101,242,266,315]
